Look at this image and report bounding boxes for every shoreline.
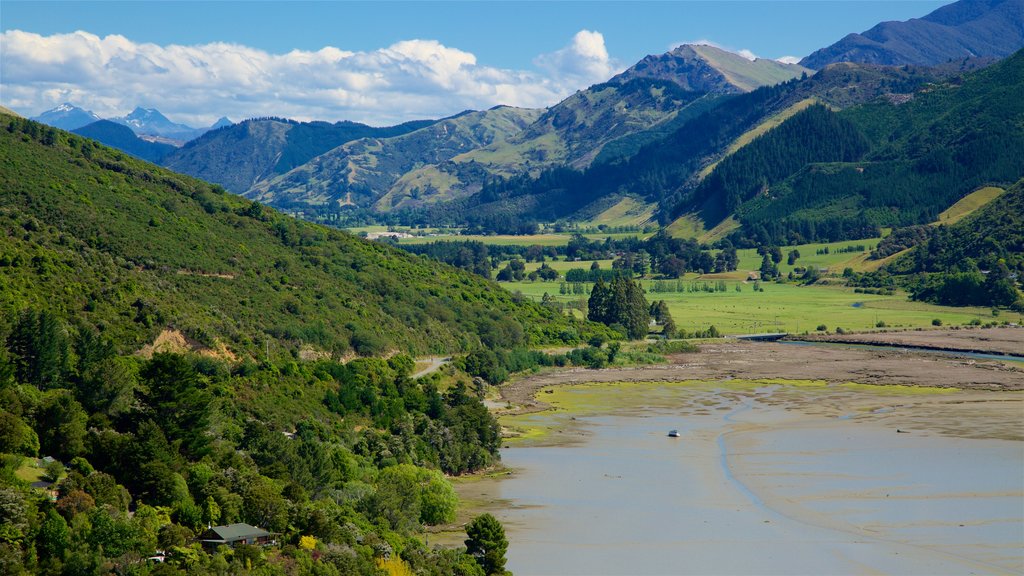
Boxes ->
[497,334,1024,417]
[790,326,1024,358]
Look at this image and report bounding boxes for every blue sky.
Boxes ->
[1,1,949,125]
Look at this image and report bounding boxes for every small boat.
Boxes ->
[667,429,680,438]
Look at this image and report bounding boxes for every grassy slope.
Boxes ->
[580,197,656,228]
[933,186,1005,226]
[0,114,597,357]
[690,45,811,92]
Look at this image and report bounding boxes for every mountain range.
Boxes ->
[802,0,1024,69]
[30,103,231,144]
[21,0,1024,239]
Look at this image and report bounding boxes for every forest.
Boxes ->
[0,305,508,575]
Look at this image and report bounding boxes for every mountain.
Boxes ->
[611,44,811,92]
[248,106,543,212]
[690,48,1024,246]
[416,58,979,234]
[376,46,811,212]
[210,116,233,130]
[71,120,176,163]
[110,106,206,142]
[801,0,1024,69]
[0,111,601,358]
[0,105,22,118]
[30,103,101,131]
[162,116,438,194]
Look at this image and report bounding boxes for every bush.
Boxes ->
[932,318,943,326]
[816,324,827,332]
[875,320,887,328]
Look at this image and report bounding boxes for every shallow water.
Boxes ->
[483,383,1024,575]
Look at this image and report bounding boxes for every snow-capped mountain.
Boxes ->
[111,107,206,141]
[30,103,102,131]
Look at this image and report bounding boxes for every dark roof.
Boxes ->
[201,523,272,542]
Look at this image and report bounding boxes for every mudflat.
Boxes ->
[498,332,1023,416]
[795,326,1024,356]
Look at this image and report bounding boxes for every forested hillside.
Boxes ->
[0,114,602,359]
[725,48,1024,246]
[72,120,176,164]
[886,180,1024,308]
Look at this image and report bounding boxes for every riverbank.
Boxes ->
[792,326,1024,357]
[496,331,1023,418]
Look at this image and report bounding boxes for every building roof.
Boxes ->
[201,523,272,542]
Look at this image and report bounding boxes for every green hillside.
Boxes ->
[0,114,601,358]
[884,179,1024,308]
[724,48,1024,245]
[249,106,542,214]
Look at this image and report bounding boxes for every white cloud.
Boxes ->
[776,56,802,65]
[534,30,621,89]
[737,49,758,62]
[0,29,620,126]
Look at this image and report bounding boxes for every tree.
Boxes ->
[984,261,1019,306]
[759,254,778,280]
[35,390,87,461]
[7,309,70,389]
[464,513,508,575]
[139,353,212,458]
[587,278,611,325]
[787,249,800,265]
[662,316,678,339]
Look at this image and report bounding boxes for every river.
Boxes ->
[465,381,1024,575]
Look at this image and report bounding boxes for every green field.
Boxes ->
[730,238,882,278]
[397,231,653,247]
[502,279,1006,335]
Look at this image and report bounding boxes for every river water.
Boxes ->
[477,382,1024,575]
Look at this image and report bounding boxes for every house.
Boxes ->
[198,523,276,549]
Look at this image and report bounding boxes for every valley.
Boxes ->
[3,1,1023,574]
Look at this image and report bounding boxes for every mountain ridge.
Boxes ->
[801,0,1024,68]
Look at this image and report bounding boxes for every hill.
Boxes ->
[718,48,1024,246]
[72,120,176,164]
[249,106,542,213]
[801,0,1024,68]
[612,44,810,92]
[0,113,601,359]
[163,116,438,195]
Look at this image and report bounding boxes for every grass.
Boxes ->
[934,186,1005,226]
[665,213,707,239]
[398,231,653,247]
[503,278,1002,335]
[732,238,881,276]
[580,197,656,228]
[15,459,45,483]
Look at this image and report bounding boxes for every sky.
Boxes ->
[1,1,949,127]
